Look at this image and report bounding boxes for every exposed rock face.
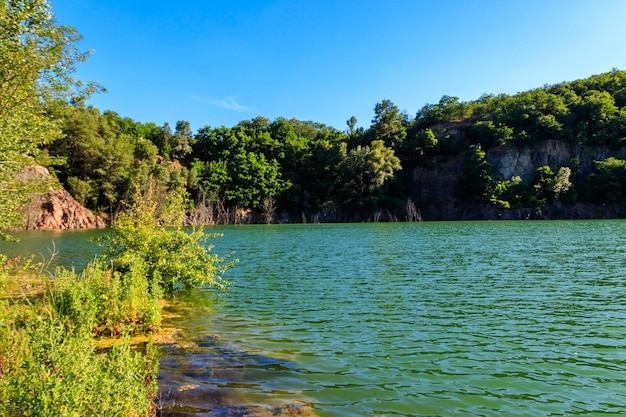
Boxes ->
[15,165,51,182]
[410,140,626,220]
[18,166,105,230]
[411,153,464,220]
[486,140,625,181]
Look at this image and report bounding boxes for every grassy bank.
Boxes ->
[0,259,158,417]
[0,193,234,417]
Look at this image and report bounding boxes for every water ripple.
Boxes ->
[158,221,626,416]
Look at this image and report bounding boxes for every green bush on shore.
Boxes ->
[53,259,162,336]
[0,188,233,416]
[0,295,158,417]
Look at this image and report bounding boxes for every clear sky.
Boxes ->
[52,0,626,133]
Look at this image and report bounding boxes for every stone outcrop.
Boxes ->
[410,140,626,221]
[18,166,105,230]
[486,140,626,181]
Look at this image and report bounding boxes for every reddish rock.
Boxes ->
[18,166,105,230]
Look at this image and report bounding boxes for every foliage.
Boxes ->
[33,68,626,221]
[192,124,289,211]
[0,175,234,417]
[489,176,523,210]
[48,104,181,220]
[0,253,157,417]
[53,259,161,335]
[6,32,626,222]
[101,185,235,294]
[0,0,96,236]
[416,95,467,126]
[0,299,157,417]
[339,140,401,212]
[583,157,626,203]
[458,144,494,201]
[466,120,513,148]
[399,127,439,169]
[488,166,574,209]
[370,99,408,148]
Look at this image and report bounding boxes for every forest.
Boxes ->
[40,68,626,223]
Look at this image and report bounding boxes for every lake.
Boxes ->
[2,221,626,416]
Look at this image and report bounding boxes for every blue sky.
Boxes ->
[53,0,626,132]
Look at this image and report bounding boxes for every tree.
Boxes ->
[171,120,193,161]
[346,116,366,149]
[154,122,174,157]
[416,95,467,125]
[399,128,439,168]
[489,176,524,210]
[51,105,140,216]
[584,157,626,203]
[53,105,110,184]
[190,125,289,212]
[346,116,358,135]
[102,183,235,293]
[572,90,621,146]
[226,150,286,209]
[295,128,346,214]
[370,99,407,149]
[458,144,494,201]
[339,140,401,212]
[553,166,573,201]
[466,121,513,148]
[0,0,95,236]
[530,165,557,206]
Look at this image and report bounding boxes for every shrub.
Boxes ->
[0,182,234,416]
[0,301,157,417]
[53,259,161,336]
[583,157,626,203]
[101,186,235,294]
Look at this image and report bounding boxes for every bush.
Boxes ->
[102,186,235,294]
[0,301,157,417]
[0,183,234,416]
[53,259,161,336]
[583,157,626,203]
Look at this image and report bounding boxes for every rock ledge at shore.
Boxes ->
[18,166,105,230]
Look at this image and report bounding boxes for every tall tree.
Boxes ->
[0,0,95,236]
[154,122,174,158]
[458,144,494,202]
[339,140,401,212]
[171,120,193,161]
[346,116,358,135]
[370,99,407,149]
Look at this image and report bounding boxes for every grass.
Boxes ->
[0,191,234,416]
[0,254,159,417]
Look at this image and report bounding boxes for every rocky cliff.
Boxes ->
[18,166,105,230]
[411,140,626,220]
[486,140,625,181]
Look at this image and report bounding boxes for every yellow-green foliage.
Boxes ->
[0,300,157,417]
[53,259,161,336]
[0,181,235,417]
[0,0,96,237]
[102,186,235,294]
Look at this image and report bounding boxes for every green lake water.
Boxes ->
[3,221,626,416]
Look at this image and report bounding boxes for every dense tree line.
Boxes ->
[4,2,626,227]
[39,69,626,223]
[3,0,622,224]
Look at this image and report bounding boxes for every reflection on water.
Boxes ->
[0,228,108,271]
